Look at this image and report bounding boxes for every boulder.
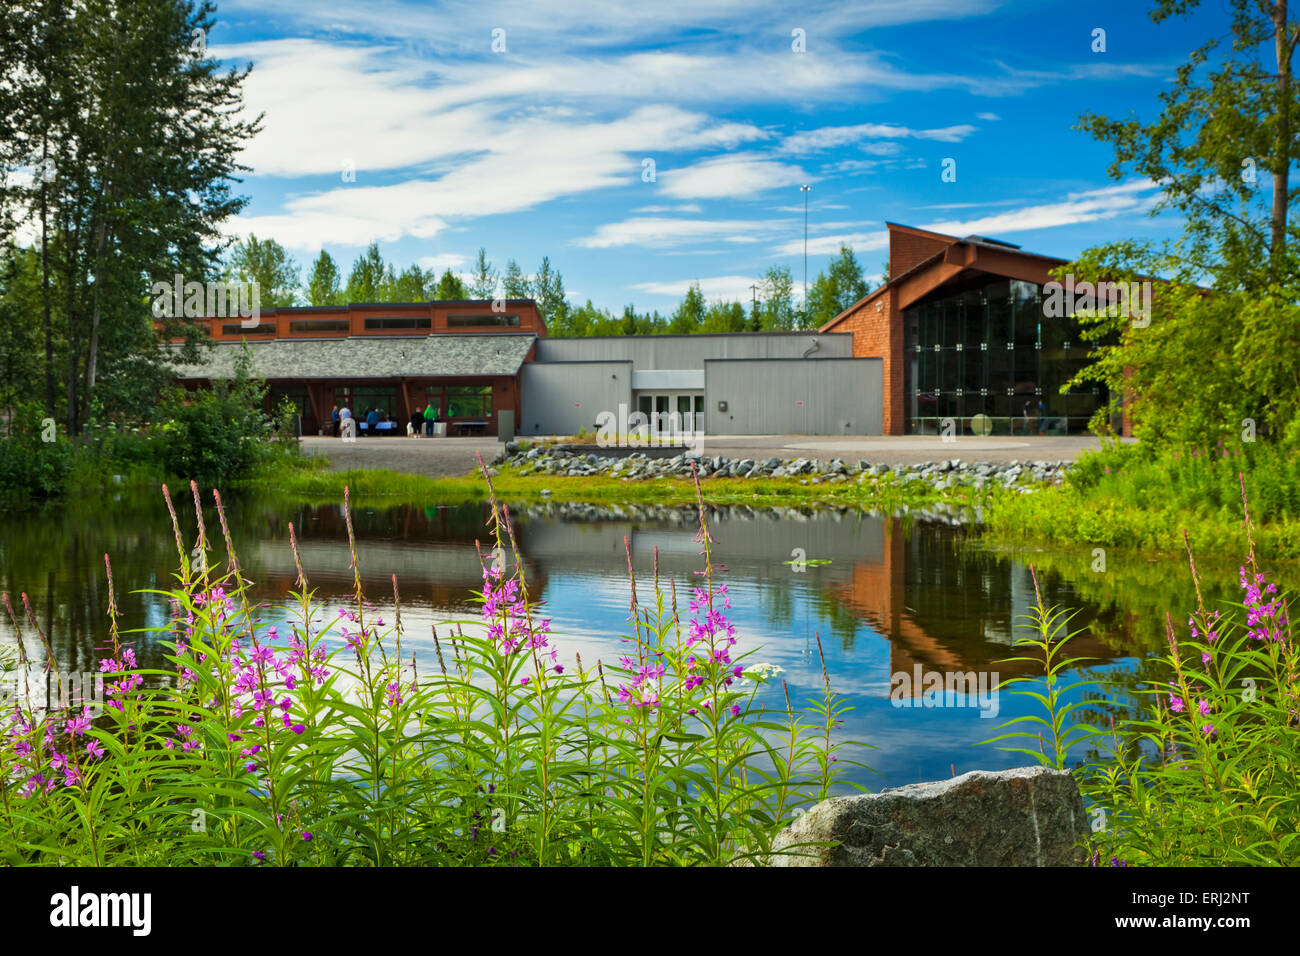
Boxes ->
[770,766,1087,867]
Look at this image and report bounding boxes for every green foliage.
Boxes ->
[225,234,301,309]
[758,266,796,331]
[983,568,1103,770]
[988,505,1300,866]
[531,256,567,329]
[153,346,292,487]
[669,281,706,333]
[984,440,1300,556]
[1,0,262,434]
[468,247,498,299]
[305,251,344,306]
[344,243,389,302]
[434,268,466,300]
[807,245,870,328]
[0,402,71,500]
[1076,1,1300,291]
[502,258,531,299]
[0,479,866,866]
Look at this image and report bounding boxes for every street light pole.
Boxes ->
[800,184,812,324]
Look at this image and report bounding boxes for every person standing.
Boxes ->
[409,407,424,438]
[366,407,380,436]
[330,404,340,437]
[339,403,353,441]
[423,401,438,437]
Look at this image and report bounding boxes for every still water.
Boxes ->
[0,488,1273,791]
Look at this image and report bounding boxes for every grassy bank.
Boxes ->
[253,461,1006,510]
[982,441,1300,558]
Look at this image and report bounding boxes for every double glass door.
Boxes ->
[636,392,704,433]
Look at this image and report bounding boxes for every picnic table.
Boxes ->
[358,421,399,436]
[455,419,487,436]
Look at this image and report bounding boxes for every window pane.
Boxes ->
[447,384,492,418]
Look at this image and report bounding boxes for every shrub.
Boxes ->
[0,402,71,500]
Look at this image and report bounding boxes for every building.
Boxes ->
[820,222,1116,436]
[167,300,545,436]
[167,222,1117,439]
[521,332,881,437]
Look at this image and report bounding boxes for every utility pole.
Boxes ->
[800,184,812,324]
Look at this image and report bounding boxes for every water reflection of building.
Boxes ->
[822,518,1115,694]
[2,499,1120,700]
[238,501,548,609]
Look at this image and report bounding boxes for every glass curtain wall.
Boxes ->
[902,276,1108,435]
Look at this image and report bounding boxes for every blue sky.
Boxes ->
[209,0,1231,312]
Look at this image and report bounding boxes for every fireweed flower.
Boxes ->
[1168,691,1185,713]
[480,563,554,659]
[65,707,92,737]
[1239,567,1286,642]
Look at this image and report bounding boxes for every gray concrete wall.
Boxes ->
[704,358,882,435]
[520,361,631,437]
[534,332,852,368]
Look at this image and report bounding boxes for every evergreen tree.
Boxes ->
[345,243,387,302]
[305,250,343,306]
[502,259,531,299]
[435,268,466,300]
[532,256,568,327]
[468,247,498,299]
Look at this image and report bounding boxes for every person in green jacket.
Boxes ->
[423,402,438,437]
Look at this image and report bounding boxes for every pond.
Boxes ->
[0,486,1281,793]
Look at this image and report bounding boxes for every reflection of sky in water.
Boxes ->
[233,562,1132,795]
[1,497,1164,794]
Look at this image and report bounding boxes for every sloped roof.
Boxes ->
[169,333,537,380]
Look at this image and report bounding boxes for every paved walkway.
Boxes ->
[299,433,1115,478]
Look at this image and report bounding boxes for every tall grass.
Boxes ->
[987,476,1300,865]
[984,439,1300,556]
[0,460,865,866]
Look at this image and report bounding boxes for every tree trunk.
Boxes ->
[85,205,111,399]
[1271,0,1293,285]
[41,138,55,417]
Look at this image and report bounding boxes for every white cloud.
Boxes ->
[418,253,467,270]
[574,217,790,249]
[658,155,813,199]
[631,274,762,301]
[860,141,904,156]
[770,180,1162,257]
[771,230,890,257]
[976,112,1000,121]
[634,203,703,213]
[779,122,978,155]
[922,181,1162,237]
[229,102,770,248]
